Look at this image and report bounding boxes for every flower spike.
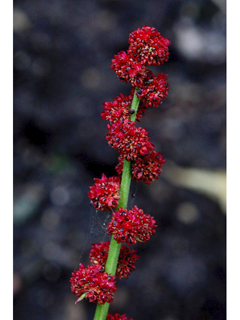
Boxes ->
[70,25,170,320]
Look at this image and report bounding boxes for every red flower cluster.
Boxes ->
[101,93,133,124]
[107,313,135,320]
[128,25,170,66]
[136,72,169,108]
[106,119,154,161]
[116,150,166,185]
[70,263,116,304]
[111,25,170,108]
[88,174,120,211]
[107,206,157,246]
[111,50,143,84]
[71,26,170,318]
[101,93,146,123]
[102,26,169,184]
[89,241,140,279]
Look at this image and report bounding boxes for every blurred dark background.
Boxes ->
[13,0,226,319]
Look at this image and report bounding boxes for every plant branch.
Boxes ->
[93,88,140,320]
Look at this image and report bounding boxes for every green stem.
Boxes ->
[129,87,140,122]
[93,88,140,320]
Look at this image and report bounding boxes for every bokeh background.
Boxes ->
[13,0,226,319]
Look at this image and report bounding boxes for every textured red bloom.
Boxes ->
[70,263,117,304]
[136,72,169,108]
[106,119,154,161]
[89,241,140,279]
[116,150,165,184]
[129,67,152,88]
[128,25,170,66]
[88,174,120,211]
[131,150,166,184]
[111,50,143,83]
[101,93,133,123]
[107,206,157,245]
[117,245,140,279]
[107,313,135,320]
[101,93,145,123]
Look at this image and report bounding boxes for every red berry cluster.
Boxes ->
[88,174,121,211]
[110,25,170,106]
[107,206,157,245]
[70,26,170,318]
[107,313,134,320]
[70,263,116,305]
[103,26,169,186]
[89,241,140,279]
[128,25,170,66]
[106,119,154,161]
[101,92,147,123]
[116,151,166,185]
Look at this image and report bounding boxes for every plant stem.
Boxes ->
[93,88,140,320]
[129,87,140,122]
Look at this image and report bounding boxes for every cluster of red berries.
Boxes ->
[106,119,154,161]
[70,240,140,305]
[111,26,169,106]
[103,26,169,185]
[116,151,166,185]
[128,26,170,65]
[106,206,157,245]
[70,263,116,305]
[107,313,134,320]
[88,174,121,211]
[89,241,140,279]
[70,26,170,319]
[101,92,147,123]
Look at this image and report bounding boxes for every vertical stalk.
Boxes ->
[93,88,140,320]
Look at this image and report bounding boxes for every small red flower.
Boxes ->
[107,313,135,320]
[101,93,132,123]
[111,51,143,83]
[131,150,166,184]
[117,245,140,279]
[128,25,170,66]
[130,67,153,89]
[89,241,140,279]
[101,93,146,123]
[107,206,157,245]
[106,119,154,161]
[116,151,166,185]
[136,72,169,108]
[70,263,117,304]
[88,174,120,211]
